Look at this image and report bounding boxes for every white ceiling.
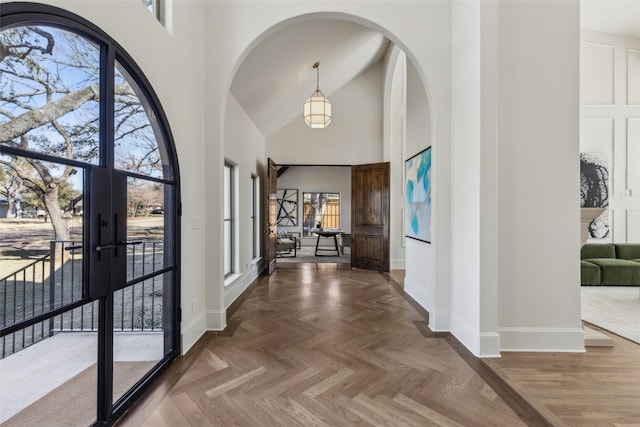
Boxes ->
[581,0,640,38]
[230,3,639,137]
[230,19,389,137]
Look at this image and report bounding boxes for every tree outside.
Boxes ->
[0,25,164,242]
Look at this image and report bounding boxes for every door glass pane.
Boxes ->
[0,25,100,164]
[126,177,165,282]
[114,61,172,180]
[0,303,98,425]
[0,157,85,323]
[112,275,167,404]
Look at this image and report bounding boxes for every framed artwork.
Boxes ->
[580,152,609,239]
[276,189,298,226]
[405,147,432,243]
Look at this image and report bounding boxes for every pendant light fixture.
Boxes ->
[304,62,331,128]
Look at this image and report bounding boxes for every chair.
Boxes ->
[339,233,351,255]
[276,230,297,257]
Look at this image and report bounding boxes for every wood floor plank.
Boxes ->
[393,393,466,427]
[204,366,268,397]
[302,367,355,398]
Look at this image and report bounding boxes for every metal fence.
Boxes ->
[0,240,164,359]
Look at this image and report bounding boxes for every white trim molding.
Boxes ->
[498,327,585,352]
[206,310,227,331]
[181,311,206,355]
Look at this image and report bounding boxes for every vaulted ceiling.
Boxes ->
[230,19,390,137]
[229,3,639,138]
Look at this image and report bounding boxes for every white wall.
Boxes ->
[580,30,640,243]
[223,94,266,310]
[496,0,583,351]
[449,0,500,358]
[275,166,351,245]
[403,60,448,330]
[267,62,384,165]
[383,47,407,270]
[450,0,482,355]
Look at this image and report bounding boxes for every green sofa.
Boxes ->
[581,243,640,286]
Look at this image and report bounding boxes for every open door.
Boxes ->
[267,158,278,275]
[351,162,390,272]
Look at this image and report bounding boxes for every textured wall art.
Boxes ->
[276,189,298,226]
[405,147,432,243]
[580,152,609,239]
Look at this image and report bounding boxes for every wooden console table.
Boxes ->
[311,228,344,256]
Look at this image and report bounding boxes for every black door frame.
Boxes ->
[0,3,181,425]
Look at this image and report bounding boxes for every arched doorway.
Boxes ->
[0,3,180,425]
[221,10,439,324]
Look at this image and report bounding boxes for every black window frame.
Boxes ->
[223,161,235,278]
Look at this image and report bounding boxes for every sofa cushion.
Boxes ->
[586,258,640,285]
[580,260,601,285]
[614,244,640,260]
[581,244,615,260]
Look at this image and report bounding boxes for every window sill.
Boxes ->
[224,273,241,287]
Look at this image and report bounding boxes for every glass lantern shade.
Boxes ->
[303,89,332,128]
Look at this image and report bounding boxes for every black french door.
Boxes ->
[0,4,180,425]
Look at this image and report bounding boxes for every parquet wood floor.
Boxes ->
[118,267,529,426]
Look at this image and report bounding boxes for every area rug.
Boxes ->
[581,286,640,344]
[276,246,350,264]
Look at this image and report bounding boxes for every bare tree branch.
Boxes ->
[0,84,98,143]
[0,83,134,143]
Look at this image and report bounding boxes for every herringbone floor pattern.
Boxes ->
[121,267,526,426]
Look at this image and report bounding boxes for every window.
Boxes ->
[224,162,234,276]
[251,174,260,259]
[302,192,340,237]
[142,0,163,22]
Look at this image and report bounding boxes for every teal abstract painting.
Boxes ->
[405,147,431,243]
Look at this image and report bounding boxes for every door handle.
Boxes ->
[95,244,116,252]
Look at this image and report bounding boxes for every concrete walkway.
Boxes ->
[0,332,163,423]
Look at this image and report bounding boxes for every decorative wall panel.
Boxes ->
[580,118,613,153]
[628,49,640,105]
[628,119,640,192]
[627,210,640,243]
[580,42,614,105]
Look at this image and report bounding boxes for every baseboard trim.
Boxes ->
[205,310,226,331]
[498,327,586,352]
[180,311,207,354]
[480,332,501,358]
[390,259,406,270]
